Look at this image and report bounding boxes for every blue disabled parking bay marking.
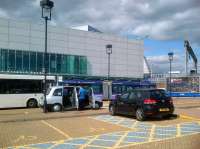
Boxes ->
[8,115,200,149]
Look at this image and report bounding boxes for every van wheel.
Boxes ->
[95,103,100,109]
[136,108,145,121]
[52,104,62,112]
[27,99,38,108]
[109,105,116,116]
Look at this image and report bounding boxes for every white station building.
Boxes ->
[0,17,144,83]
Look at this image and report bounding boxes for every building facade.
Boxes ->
[0,18,144,80]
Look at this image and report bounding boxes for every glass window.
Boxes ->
[8,50,15,71]
[68,55,75,74]
[22,51,29,72]
[62,55,68,74]
[16,51,22,72]
[136,92,142,98]
[121,93,129,101]
[112,85,122,94]
[30,52,36,72]
[1,49,8,71]
[45,53,50,73]
[80,56,87,74]
[0,49,2,71]
[37,52,43,73]
[56,54,62,73]
[150,89,167,99]
[129,92,137,100]
[74,56,80,74]
[50,53,56,73]
[91,85,103,94]
[53,88,62,96]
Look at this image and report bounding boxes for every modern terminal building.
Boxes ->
[0,17,144,94]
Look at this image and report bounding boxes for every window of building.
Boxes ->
[30,52,36,72]
[23,51,29,72]
[56,54,62,73]
[8,50,15,71]
[68,55,75,74]
[50,53,56,73]
[37,52,43,73]
[16,51,22,72]
[0,49,87,75]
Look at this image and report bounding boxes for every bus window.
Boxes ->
[91,85,102,94]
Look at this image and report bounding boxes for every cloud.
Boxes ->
[0,0,199,73]
[0,0,199,44]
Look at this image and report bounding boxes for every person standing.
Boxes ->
[78,85,87,109]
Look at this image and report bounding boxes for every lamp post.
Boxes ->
[168,52,174,97]
[40,0,54,113]
[106,44,112,100]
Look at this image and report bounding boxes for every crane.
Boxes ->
[184,40,198,74]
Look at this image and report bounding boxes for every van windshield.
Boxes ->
[149,90,168,99]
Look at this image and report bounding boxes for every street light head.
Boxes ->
[40,0,54,20]
[168,52,174,61]
[106,44,112,54]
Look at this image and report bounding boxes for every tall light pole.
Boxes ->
[106,44,112,79]
[40,0,54,113]
[106,44,112,100]
[168,52,174,97]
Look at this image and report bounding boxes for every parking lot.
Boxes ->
[0,98,200,149]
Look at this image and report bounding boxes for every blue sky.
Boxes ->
[144,39,184,57]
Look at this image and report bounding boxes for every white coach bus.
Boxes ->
[0,74,55,109]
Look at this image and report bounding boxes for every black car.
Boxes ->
[109,89,174,121]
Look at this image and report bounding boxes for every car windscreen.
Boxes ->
[149,90,168,99]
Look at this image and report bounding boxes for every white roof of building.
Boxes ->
[144,57,151,74]
[71,25,102,33]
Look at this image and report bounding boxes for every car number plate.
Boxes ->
[159,108,169,112]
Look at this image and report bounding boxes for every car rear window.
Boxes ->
[149,90,168,99]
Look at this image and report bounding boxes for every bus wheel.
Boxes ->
[52,104,62,112]
[27,99,38,108]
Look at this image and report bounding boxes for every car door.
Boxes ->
[50,88,62,105]
[116,92,130,114]
[128,91,137,115]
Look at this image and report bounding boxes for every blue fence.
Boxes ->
[170,92,200,97]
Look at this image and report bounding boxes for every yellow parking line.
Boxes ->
[116,118,124,124]
[176,124,181,137]
[180,114,200,121]
[148,124,155,142]
[48,140,65,149]
[41,120,71,139]
[131,121,138,129]
[79,135,99,149]
[113,131,129,148]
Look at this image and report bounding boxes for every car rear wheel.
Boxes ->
[136,108,145,121]
[109,105,116,116]
[52,104,62,112]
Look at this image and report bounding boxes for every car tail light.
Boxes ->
[144,98,157,104]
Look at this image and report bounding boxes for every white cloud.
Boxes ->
[0,8,8,18]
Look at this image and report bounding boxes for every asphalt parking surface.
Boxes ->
[1,98,200,149]
[1,114,199,149]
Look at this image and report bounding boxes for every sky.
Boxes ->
[0,0,199,73]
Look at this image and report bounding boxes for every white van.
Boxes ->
[39,86,103,112]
